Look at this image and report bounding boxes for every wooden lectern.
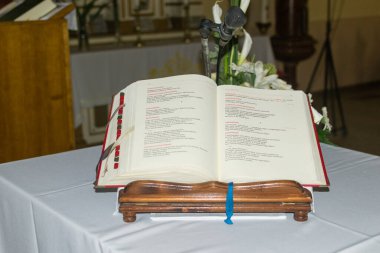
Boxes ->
[119,180,312,223]
[0,4,76,163]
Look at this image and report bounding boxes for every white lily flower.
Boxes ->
[240,0,250,13]
[311,107,323,124]
[211,72,217,81]
[307,94,324,124]
[270,78,292,90]
[253,61,267,83]
[230,62,254,74]
[238,29,252,65]
[241,82,252,88]
[308,93,314,104]
[212,3,223,24]
[254,80,271,89]
[254,74,278,89]
[322,107,333,131]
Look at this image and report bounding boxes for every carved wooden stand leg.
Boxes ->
[123,212,137,223]
[294,210,308,222]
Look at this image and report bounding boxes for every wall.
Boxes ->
[309,0,380,21]
[298,0,380,91]
[299,17,380,91]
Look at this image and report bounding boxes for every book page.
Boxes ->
[15,0,56,21]
[122,75,218,182]
[217,86,326,186]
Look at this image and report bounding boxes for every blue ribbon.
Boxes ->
[224,182,234,225]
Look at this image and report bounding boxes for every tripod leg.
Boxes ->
[329,45,348,135]
[322,37,348,135]
[306,41,327,94]
[323,40,330,108]
[326,49,336,133]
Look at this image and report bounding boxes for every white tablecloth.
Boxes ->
[1,144,379,253]
[70,36,275,126]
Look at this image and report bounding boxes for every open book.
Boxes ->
[95,75,329,189]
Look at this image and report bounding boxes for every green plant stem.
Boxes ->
[230,0,240,6]
[231,38,239,84]
[222,0,240,85]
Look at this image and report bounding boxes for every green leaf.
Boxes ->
[317,127,334,145]
[230,0,241,7]
[264,63,277,75]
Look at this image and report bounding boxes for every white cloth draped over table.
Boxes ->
[70,36,275,127]
[1,144,380,253]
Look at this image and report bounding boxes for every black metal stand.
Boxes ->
[306,0,347,135]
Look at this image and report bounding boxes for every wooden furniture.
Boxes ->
[49,3,75,20]
[119,180,312,223]
[0,18,75,163]
[271,0,315,89]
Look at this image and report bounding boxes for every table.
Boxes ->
[70,36,275,128]
[1,144,379,253]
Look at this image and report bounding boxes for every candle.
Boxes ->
[260,0,269,23]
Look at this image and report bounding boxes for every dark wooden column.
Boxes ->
[271,0,315,89]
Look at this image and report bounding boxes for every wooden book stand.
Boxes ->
[119,180,312,222]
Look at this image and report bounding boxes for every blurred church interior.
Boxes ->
[0,0,379,163]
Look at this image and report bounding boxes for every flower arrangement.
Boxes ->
[207,0,332,142]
